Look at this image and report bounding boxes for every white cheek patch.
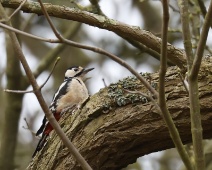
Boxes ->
[65,70,75,78]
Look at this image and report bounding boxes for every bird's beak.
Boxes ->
[83,68,94,74]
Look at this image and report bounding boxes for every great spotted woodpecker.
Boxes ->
[32,66,94,157]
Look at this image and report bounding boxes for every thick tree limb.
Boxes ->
[1,0,187,70]
[28,58,212,170]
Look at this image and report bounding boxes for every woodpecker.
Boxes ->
[32,66,94,157]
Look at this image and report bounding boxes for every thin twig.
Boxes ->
[0,22,59,42]
[102,78,107,87]
[160,1,193,170]
[178,72,189,94]
[22,118,37,136]
[178,0,194,69]
[4,57,60,94]
[8,0,27,20]
[24,117,30,129]
[197,0,207,17]
[88,0,106,16]
[4,89,34,94]
[169,3,180,13]
[190,0,212,80]
[178,0,206,169]
[39,57,60,89]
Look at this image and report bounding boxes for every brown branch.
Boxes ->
[8,0,27,20]
[179,0,206,169]
[197,0,207,17]
[4,89,34,94]
[39,57,60,89]
[190,0,212,80]
[178,72,189,94]
[22,117,36,136]
[178,0,194,69]
[159,1,193,169]
[1,0,187,69]
[0,22,59,42]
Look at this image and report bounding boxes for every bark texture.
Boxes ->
[27,58,212,170]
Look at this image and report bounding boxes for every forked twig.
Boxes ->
[4,57,60,94]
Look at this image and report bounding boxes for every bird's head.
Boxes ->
[65,66,94,79]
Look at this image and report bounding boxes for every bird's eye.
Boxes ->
[74,68,78,72]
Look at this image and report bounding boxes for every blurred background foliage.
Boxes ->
[0,0,212,169]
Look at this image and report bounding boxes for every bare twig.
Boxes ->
[4,89,34,94]
[178,0,194,69]
[39,57,60,89]
[190,0,212,80]
[169,3,180,13]
[88,0,106,16]
[178,0,207,169]
[0,22,60,42]
[24,117,30,129]
[4,57,60,94]
[102,78,107,87]
[8,0,27,20]
[178,72,189,94]
[159,1,193,170]
[197,0,207,17]
[22,118,37,136]
[0,0,26,22]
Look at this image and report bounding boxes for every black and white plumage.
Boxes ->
[32,66,94,158]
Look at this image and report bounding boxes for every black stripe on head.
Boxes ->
[65,66,83,79]
[74,69,84,77]
[67,66,79,70]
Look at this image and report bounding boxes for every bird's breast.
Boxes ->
[56,78,89,112]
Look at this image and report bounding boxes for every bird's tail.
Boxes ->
[32,133,48,158]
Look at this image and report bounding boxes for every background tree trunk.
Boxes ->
[0,11,25,170]
[28,58,212,170]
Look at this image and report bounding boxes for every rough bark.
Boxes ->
[27,58,212,170]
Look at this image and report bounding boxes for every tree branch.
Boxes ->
[1,0,187,70]
[190,0,212,80]
[160,1,193,169]
[178,0,208,169]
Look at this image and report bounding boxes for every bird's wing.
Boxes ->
[35,79,71,136]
